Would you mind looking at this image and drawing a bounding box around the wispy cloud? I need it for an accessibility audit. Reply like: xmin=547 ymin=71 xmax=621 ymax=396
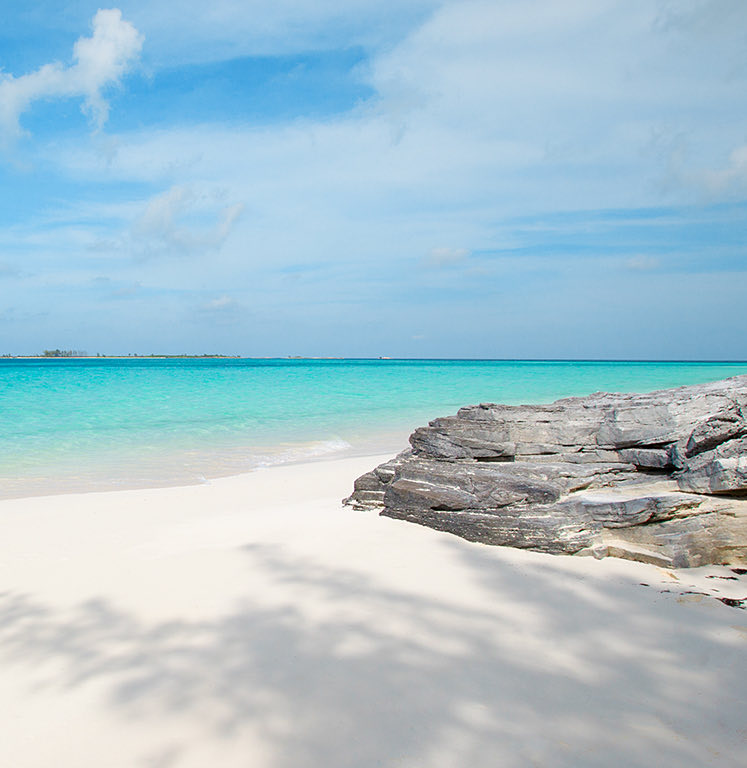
xmin=132 ymin=185 xmax=244 ymax=255
xmin=92 ymin=276 xmax=142 ymax=298
xmin=625 ymin=255 xmax=660 ymax=271
xmin=701 ymin=145 xmax=747 ymax=195
xmin=0 ymin=9 xmax=142 ymax=140
xmin=120 ymin=0 xmax=441 ymax=65
xmin=201 ymin=295 xmax=237 ymax=312
xmin=656 ymin=140 xmax=747 ymax=200
xmin=423 ymin=247 xmax=470 ymax=267
xmin=195 ymin=294 xmax=243 ymax=325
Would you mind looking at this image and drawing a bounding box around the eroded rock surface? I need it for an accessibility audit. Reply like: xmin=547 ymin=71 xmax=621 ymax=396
xmin=345 ymin=375 xmax=747 ymax=567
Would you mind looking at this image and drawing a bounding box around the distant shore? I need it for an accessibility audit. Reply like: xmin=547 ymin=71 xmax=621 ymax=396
xmin=2 ymin=355 xmax=365 ymax=360
xmin=4 ymin=355 xmax=747 ymax=362
xmin=3 ymin=354 xmax=243 ymax=359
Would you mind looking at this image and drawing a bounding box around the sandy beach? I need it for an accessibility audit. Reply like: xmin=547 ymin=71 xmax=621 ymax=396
xmin=4 ymin=0 xmax=746 ymax=763
xmin=1 ymin=453 xmax=745 ymax=768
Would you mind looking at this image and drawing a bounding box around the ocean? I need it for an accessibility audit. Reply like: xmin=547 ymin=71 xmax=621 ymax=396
xmin=2 ymin=358 xmax=746 ymax=498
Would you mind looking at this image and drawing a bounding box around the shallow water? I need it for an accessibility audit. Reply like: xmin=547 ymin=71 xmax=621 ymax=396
xmin=2 ymin=358 xmax=746 ymax=497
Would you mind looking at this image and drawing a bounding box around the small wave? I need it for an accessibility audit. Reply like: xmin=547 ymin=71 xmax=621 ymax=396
xmin=249 ymin=437 xmax=353 ymax=469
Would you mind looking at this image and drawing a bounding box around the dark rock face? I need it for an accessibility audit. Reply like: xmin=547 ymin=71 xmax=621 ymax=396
xmin=345 ymin=375 xmax=747 ymax=568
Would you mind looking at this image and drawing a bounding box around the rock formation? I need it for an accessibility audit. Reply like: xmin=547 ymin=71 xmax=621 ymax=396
xmin=344 ymin=375 xmax=747 ymax=568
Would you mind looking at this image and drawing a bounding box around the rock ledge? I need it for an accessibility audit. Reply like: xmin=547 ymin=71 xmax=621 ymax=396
xmin=344 ymin=375 xmax=747 ymax=567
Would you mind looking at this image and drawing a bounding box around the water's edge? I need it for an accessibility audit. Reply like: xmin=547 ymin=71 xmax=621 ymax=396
xmin=3 ymin=359 xmax=746 ymax=500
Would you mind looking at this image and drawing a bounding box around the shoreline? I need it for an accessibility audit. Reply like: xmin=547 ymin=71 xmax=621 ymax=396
xmin=5 ymin=359 xmax=747 ymax=505
xmin=0 ymin=434 xmax=411 ymax=502
xmin=0 ymin=445 xmax=403 ymax=502
xmin=1 ymin=453 xmax=746 ymax=767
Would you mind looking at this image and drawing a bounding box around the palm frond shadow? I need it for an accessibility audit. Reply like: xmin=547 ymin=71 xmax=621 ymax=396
xmin=1 ymin=539 xmax=744 ymax=768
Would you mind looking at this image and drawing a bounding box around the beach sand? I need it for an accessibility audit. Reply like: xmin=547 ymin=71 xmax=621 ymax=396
xmin=0 ymin=454 xmax=745 ymax=768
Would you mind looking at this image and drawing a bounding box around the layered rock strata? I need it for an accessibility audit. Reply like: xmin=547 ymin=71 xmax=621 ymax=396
xmin=345 ymin=375 xmax=747 ymax=567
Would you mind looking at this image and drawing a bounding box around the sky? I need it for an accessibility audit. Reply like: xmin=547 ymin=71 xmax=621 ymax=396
xmin=0 ymin=0 xmax=745 ymax=359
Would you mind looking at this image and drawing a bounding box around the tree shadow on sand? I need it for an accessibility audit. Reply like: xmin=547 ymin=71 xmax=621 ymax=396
xmin=1 ymin=539 xmax=745 ymax=768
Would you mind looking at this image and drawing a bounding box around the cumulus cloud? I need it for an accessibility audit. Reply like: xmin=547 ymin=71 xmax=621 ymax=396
xmin=133 ymin=185 xmax=245 ymax=254
xmin=0 ymin=9 xmax=142 ymax=139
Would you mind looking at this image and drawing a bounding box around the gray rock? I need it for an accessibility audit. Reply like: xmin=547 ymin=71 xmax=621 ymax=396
xmin=618 ymin=448 xmax=672 ymax=470
xmin=685 ymin=402 xmax=746 ymax=457
xmin=676 ymin=437 xmax=747 ymax=494
xmin=344 ymin=375 xmax=747 ymax=567
xmin=346 ymin=451 xmax=410 ymax=510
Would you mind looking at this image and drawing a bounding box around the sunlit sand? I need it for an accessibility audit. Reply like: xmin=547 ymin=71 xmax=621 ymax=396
xmin=1 ymin=454 xmax=745 ymax=768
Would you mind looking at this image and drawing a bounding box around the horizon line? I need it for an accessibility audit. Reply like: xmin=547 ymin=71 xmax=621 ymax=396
xmin=4 ymin=356 xmax=747 ymax=364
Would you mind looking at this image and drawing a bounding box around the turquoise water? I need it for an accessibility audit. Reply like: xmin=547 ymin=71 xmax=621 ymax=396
xmin=2 ymin=358 xmax=746 ymax=498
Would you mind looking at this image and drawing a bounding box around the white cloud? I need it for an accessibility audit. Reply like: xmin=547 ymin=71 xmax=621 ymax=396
xmin=657 ymin=140 xmax=747 ymax=199
xmin=0 ymin=9 xmax=142 ymax=139
xmin=21 ymin=0 xmax=747 ymax=284
xmin=701 ymin=145 xmax=747 ymax=195
xmin=49 ymin=0 xmax=745 ymax=219
xmin=197 ymin=295 xmax=243 ymax=325
xmin=202 ymin=295 xmax=236 ymax=311
xmin=123 ymin=0 xmax=442 ymax=64
xmin=133 ymin=185 xmax=245 ymax=254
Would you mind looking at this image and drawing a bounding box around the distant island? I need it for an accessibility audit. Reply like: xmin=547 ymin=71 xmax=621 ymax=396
xmin=2 ymin=353 xmax=393 ymax=360
xmin=1 ymin=351 xmax=243 ymax=359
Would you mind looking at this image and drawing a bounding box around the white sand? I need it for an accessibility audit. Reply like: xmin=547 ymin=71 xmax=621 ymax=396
xmin=0 ymin=454 xmax=745 ymax=768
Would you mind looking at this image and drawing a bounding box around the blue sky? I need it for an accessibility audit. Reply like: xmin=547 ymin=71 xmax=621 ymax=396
xmin=1 ymin=0 xmax=746 ymax=358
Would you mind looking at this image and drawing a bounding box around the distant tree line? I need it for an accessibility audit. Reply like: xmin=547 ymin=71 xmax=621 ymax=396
xmin=42 ymin=349 xmax=87 ymax=357
xmin=5 ymin=351 xmax=242 ymax=358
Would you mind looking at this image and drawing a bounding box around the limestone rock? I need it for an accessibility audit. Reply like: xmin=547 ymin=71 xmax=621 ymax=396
xmin=344 ymin=375 xmax=747 ymax=567
xmin=676 ymin=437 xmax=747 ymax=494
